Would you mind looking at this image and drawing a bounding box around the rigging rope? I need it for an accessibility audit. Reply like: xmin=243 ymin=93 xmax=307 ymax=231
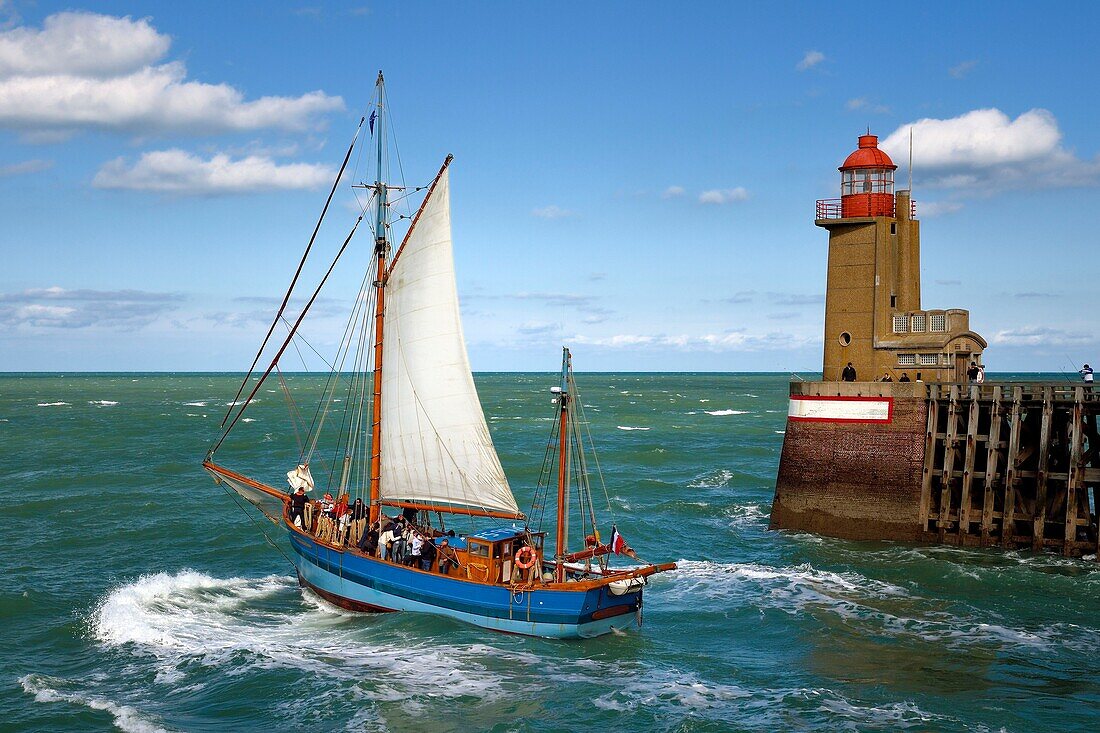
xmin=218 ymin=117 xmax=365 ymax=432
xmin=218 ymin=483 xmax=297 ymax=572
xmin=212 ymin=216 xmax=364 ymax=455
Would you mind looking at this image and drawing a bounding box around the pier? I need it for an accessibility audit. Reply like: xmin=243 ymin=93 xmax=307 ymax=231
xmin=771 ymin=381 xmax=1100 ymax=558
xmin=921 ymin=382 xmax=1099 ymax=556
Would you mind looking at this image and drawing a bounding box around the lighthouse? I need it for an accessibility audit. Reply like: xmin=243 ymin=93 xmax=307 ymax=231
xmin=816 ymin=133 xmax=985 ymax=382
xmin=771 ymin=131 xmax=1099 ymax=559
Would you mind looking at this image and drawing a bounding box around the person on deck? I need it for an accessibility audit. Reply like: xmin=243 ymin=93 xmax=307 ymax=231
xmin=347 ymin=498 xmax=368 ymax=544
xmin=378 ymin=524 xmax=397 ymax=560
xmin=1082 ymin=364 xmax=1095 ymax=383
xmin=358 ymin=520 xmax=380 ymax=556
xmin=391 ymin=521 xmax=409 ymax=564
xmin=419 ymin=535 xmax=437 ymax=571
xmin=289 ymin=487 xmax=308 ymax=528
xmin=880 ymin=372 xmax=893 ymax=382
xmin=899 ymin=373 xmax=911 ymax=382
xmin=407 ymin=531 xmax=424 ymax=568
xmin=841 ymin=363 xmax=857 ymax=382
xmin=437 ymin=539 xmax=459 ymax=575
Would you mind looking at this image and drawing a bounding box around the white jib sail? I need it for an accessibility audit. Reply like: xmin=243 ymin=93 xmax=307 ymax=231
xmin=379 ymin=168 xmax=521 ymax=516
xmin=286 ymin=464 xmax=315 ymax=492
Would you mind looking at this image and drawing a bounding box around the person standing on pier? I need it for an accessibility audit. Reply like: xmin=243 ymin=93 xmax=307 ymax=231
xmin=1082 ymin=364 xmax=1094 ymax=383
xmin=967 ymin=361 xmax=980 ymax=383
xmin=841 ymin=362 xmax=857 ymax=382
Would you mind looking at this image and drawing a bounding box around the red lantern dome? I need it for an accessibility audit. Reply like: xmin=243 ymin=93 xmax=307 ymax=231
xmin=839 ymin=134 xmax=897 ymax=217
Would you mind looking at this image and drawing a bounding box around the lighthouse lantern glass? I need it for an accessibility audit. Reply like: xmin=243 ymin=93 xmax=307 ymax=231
xmin=842 ymin=168 xmax=894 ymax=196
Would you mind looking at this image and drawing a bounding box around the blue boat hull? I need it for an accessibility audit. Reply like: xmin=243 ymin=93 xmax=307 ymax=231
xmin=288 ymin=530 xmax=642 ymax=638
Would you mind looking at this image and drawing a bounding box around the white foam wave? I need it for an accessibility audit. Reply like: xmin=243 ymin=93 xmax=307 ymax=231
xmin=37 ymin=401 xmax=70 ymax=406
xmin=704 ymin=409 xmax=750 ymax=416
xmin=89 ymin=400 xmax=119 ymax=406
xmin=92 ymin=571 xmax=512 ymax=702
xmin=588 ymin=665 xmax=943 ymax=729
xmin=688 ymin=469 xmax=734 ymax=489
xmin=182 ymin=401 xmax=207 ymax=407
xmin=241 ymin=418 xmax=256 ymax=423
xmin=669 ymin=560 xmax=1100 ymax=654
xmin=725 ymin=504 xmax=769 ymax=528
xmin=21 ymin=674 xmax=172 ymax=733
xmin=225 ymin=399 xmax=256 ymax=406
xmin=616 ymin=425 xmax=650 ymax=431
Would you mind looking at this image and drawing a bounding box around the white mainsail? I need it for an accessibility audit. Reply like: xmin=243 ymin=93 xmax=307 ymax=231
xmin=378 ymin=168 xmax=521 ymax=516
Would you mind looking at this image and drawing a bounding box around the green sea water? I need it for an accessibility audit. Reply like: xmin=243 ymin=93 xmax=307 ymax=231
xmin=2 ymin=372 xmax=1098 ymax=732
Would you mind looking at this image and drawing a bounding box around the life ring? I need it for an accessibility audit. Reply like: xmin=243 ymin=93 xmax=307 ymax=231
xmin=515 ymin=546 xmax=537 ymax=570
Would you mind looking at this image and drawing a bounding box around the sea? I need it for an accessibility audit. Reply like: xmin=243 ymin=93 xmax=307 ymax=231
xmin=2 ymin=372 xmax=1098 ymax=733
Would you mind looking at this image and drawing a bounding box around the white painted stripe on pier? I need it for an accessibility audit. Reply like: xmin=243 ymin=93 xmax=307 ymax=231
xmin=788 ymin=395 xmax=893 ymax=423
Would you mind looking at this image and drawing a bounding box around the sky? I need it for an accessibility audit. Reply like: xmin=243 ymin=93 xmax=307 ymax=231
xmin=0 ymin=1 xmax=1098 ymax=373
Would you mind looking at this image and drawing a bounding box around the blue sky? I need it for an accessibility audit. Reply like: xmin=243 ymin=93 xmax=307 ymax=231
xmin=0 ymin=1 xmax=1097 ymax=372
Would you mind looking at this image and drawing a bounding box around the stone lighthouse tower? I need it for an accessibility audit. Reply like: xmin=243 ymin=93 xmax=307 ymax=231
xmin=817 ymin=133 xmax=985 ymax=382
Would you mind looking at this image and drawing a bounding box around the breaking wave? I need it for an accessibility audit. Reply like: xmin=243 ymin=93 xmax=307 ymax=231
xmin=704 ymin=409 xmax=750 ymax=416
xmin=616 ymin=426 xmax=650 ymax=431
xmin=90 ymin=571 xmax=519 ymax=702
xmin=21 ymin=673 xmax=172 ymax=733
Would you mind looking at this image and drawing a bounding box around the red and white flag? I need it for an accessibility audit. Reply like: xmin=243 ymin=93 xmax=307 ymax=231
xmin=609 ymin=526 xmax=638 ymax=558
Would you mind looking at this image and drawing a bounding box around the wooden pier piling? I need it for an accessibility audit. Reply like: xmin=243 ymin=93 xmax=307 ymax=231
xmin=771 ymin=381 xmax=1100 ymax=558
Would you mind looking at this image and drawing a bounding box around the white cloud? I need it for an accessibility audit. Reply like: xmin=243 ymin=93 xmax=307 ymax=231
xmin=571 ymin=330 xmax=815 ymax=352
xmin=917 ymin=200 xmax=964 ymax=217
xmin=846 ymin=97 xmax=890 ymax=114
xmin=531 ymin=205 xmax=574 ymax=219
xmin=0 ymin=11 xmax=342 ymax=136
xmin=990 ymin=326 xmax=1093 ymax=347
xmin=0 ymin=11 xmax=169 ymax=78
xmin=699 ymin=187 xmax=749 ymax=204
xmin=0 ymin=158 xmax=51 ymax=176
xmin=796 ymin=50 xmax=825 ymax=71
xmin=661 ymin=185 xmax=685 ymax=198
xmin=0 ymin=286 xmax=183 ymax=329
xmin=93 ymin=150 xmax=335 ymax=195
xmin=881 ymin=108 xmax=1100 ymax=191
xmin=949 ymin=60 xmax=978 ymax=79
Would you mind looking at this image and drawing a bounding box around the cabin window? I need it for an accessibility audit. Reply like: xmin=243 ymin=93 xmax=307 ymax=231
xmin=890 ymin=222 xmax=897 ymax=235
xmin=898 ymin=353 xmax=917 ymax=366
xmin=930 ymin=314 xmax=946 ymax=332
xmin=893 ymin=315 xmax=908 ymax=333
xmin=911 ymin=314 xmax=926 ymax=332
xmin=468 ymin=541 xmax=489 ymax=558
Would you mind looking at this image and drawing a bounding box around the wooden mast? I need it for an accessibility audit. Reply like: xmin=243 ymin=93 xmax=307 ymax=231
xmin=555 ymin=347 xmax=571 ymax=582
xmin=368 ymin=70 xmax=387 ymax=526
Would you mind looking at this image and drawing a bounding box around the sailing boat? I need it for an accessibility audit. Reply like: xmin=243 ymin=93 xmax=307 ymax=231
xmin=202 ymin=73 xmax=674 ymax=638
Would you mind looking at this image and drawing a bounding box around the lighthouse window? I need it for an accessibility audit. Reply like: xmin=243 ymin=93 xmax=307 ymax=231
xmin=911 ymin=314 xmax=927 ymax=332
xmin=838 ymin=331 xmax=852 ymax=346
xmin=929 ymin=314 xmax=947 ymax=332
xmin=893 ymin=315 xmax=908 ymax=333
xmin=898 ymin=354 xmax=917 ymax=366
xmin=919 ymin=353 xmax=939 ymax=366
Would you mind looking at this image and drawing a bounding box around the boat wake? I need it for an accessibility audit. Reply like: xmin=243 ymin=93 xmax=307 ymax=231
xmin=20 ymin=673 xmax=173 ymax=733
xmin=91 ymin=570 xmax=518 ymax=699
xmin=666 ymin=560 xmax=1100 ymax=654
